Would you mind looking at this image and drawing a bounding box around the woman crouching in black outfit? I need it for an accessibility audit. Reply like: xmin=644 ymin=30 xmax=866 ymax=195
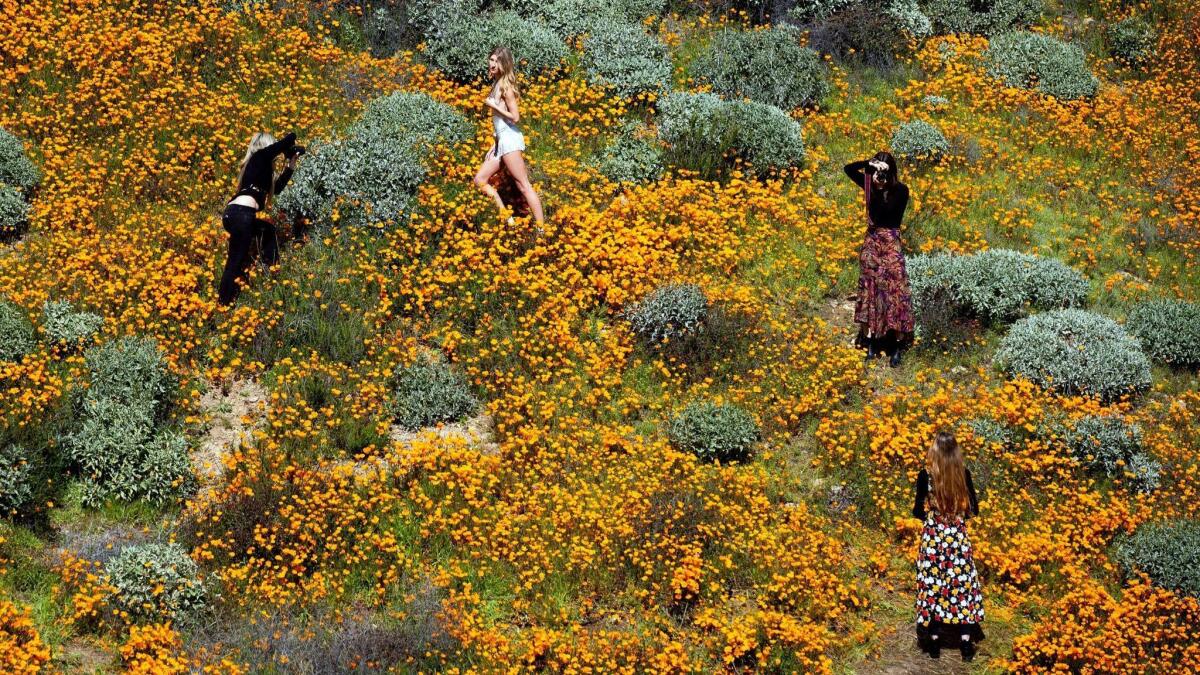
xmin=218 ymin=131 xmax=302 ymax=306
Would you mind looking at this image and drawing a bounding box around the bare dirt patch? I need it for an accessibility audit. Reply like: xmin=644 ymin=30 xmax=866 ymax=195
xmin=194 ymin=379 xmax=268 ymax=482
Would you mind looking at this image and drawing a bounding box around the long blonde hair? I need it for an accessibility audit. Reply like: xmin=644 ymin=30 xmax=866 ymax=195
xmin=926 ymin=431 xmax=970 ymax=517
xmin=237 ymin=132 xmax=277 ymax=195
xmin=490 ymin=46 xmax=519 ymax=101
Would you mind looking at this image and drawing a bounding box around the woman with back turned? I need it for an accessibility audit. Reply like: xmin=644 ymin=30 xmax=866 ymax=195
xmin=912 ymin=431 xmax=985 ymax=661
xmin=844 ymin=152 xmax=914 ymax=367
xmin=218 ymin=131 xmax=302 ymax=305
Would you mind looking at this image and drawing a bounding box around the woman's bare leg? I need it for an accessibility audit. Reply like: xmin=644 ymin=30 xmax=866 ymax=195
xmin=501 ymin=150 xmax=545 ymax=225
xmin=473 ymin=152 xmax=508 ymax=214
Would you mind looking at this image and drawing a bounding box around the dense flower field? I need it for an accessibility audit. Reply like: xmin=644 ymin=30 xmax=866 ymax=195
xmin=1 ymin=0 xmax=1198 ymax=672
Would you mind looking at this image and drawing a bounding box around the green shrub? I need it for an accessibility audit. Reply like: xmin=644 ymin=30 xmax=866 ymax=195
xmin=390 ymin=354 xmax=478 ymax=431
xmin=1125 ymin=452 xmax=1162 ymax=495
xmin=1125 ymin=300 xmax=1200 ymax=369
xmin=923 ymin=94 xmax=950 ymax=110
xmin=668 ymin=401 xmax=760 ymax=463
xmin=0 ymin=299 xmax=35 ymax=362
xmin=421 ymin=9 xmax=567 ymax=82
xmin=1115 ymin=519 xmax=1200 ymax=597
xmin=0 ymin=184 xmax=30 ymax=238
xmin=967 ymin=417 xmax=1016 ymax=448
xmin=985 ymin=31 xmax=1099 ymax=101
xmin=509 ymin=0 xmax=665 ymax=38
xmin=797 ymin=2 xmax=911 ymax=69
xmin=887 ymin=0 xmax=934 ymax=38
xmin=42 ymin=300 xmax=104 ymax=350
xmin=579 ymin=22 xmax=672 ymax=99
xmin=921 ymin=0 xmax=1043 ymax=35
xmin=105 ymin=543 xmax=206 ymax=623
xmin=65 ymin=337 xmax=193 ymax=507
xmin=890 ymin=119 xmax=949 ymax=161
xmin=787 ymin=0 xmax=860 ymax=23
xmin=626 ymin=282 xmax=708 ymax=345
xmin=1064 ymin=415 xmax=1142 ymax=477
xmin=275 ymin=133 xmax=426 ymax=229
xmin=591 ymin=121 xmax=665 ymax=184
xmin=351 ymin=91 xmax=473 ymax=150
xmin=1107 ymin=16 xmax=1156 ymax=68
xmin=993 ymin=309 xmax=1152 ymax=401
xmin=0 ymin=444 xmax=33 ymax=516
xmin=908 ymin=250 xmax=1089 ymax=325
xmin=657 ymin=92 xmax=806 ymax=178
xmin=690 ymin=25 xmax=830 ymax=110
xmin=0 ymin=127 xmax=39 ymax=191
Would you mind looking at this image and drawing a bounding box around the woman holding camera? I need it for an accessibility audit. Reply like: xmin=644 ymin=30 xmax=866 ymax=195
xmin=912 ymin=431 xmax=984 ymax=661
xmin=218 ymin=131 xmax=301 ymax=306
xmin=844 ymin=151 xmax=914 ymax=367
xmin=472 ymin=46 xmax=545 ymax=229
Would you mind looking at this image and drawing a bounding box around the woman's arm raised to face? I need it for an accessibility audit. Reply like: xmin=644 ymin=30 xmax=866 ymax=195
xmin=844 ymin=160 xmax=868 ymax=188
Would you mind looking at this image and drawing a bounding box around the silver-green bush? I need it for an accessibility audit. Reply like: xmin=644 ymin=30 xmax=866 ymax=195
xmin=668 ymin=401 xmax=760 ymax=463
xmin=0 ymin=127 xmax=39 ymax=191
xmin=390 ymin=354 xmax=478 ymax=431
xmin=921 ymin=0 xmax=1043 ymax=35
xmin=923 ymin=94 xmax=950 ymax=110
xmin=105 ymin=543 xmax=207 ymax=623
xmin=890 ymin=119 xmax=949 ymax=161
xmin=626 ymin=282 xmax=708 ymax=345
xmin=591 ymin=121 xmax=665 ymax=184
xmin=275 ymin=133 xmax=426 ymax=229
xmin=1125 ymin=300 xmax=1200 ymax=369
xmin=908 ymin=249 xmax=1089 ymax=325
xmin=509 ymin=0 xmax=665 ymax=38
xmin=993 ymin=309 xmax=1152 ymax=401
xmin=0 ymin=184 xmax=30 ymax=238
xmin=0 ymin=299 xmax=35 ymax=362
xmin=421 ymin=9 xmax=567 ymax=82
xmin=1108 ymin=16 xmax=1156 ymax=68
xmin=0 ymin=444 xmax=33 ymax=516
xmin=42 ymin=300 xmax=104 ymax=350
xmin=985 ymin=31 xmax=1099 ymax=101
xmin=1115 ymin=519 xmax=1200 ymax=597
xmin=351 ymin=91 xmax=473 ymax=150
xmin=65 ymin=337 xmax=194 ymax=507
xmin=1065 ymin=414 xmax=1141 ymax=476
xmin=690 ymin=25 xmax=829 ymax=111
xmin=1125 ymin=452 xmax=1162 ymax=495
xmin=579 ymin=21 xmax=672 ymax=99
xmin=657 ymin=92 xmax=806 ymax=178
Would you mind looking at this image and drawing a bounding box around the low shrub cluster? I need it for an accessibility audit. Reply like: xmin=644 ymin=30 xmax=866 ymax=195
xmin=0 ymin=299 xmax=35 ymax=362
xmin=0 ymin=127 xmax=37 ymax=238
xmin=0 ymin=444 xmax=33 ymax=516
xmin=390 ymin=354 xmax=478 ymax=431
xmin=890 ymin=119 xmax=949 ymax=161
xmin=420 ymin=9 xmax=567 ymax=82
xmin=690 ymin=25 xmax=829 ymax=110
xmin=985 ymin=31 xmax=1099 ymax=101
xmin=591 ymin=121 xmax=665 ymax=184
xmin=579 ymin=21 xmax=672 ymax=99
xmin=1115 ymin=519 xmax=1200 ymax=598
xmin=63 ymin=337 xmax=195 ymax=506
xmin=1107 ymin=16 xmax=1156 ymax=69
xmin=41 ymin=300 xmax=104 ymax=350
xmin=509 ymin=0 xmax=666 ymax=38
xmin=993 ymin=309 xmax=1152 ymax=401
xmin=105 ymin=543 xmax=207 ymax=624
xmin=1064 ymin=415 xmax=1159 ymax=493
xmin=908 ymin=249 xmax=1089 ymax=325
xmin=1125 ymin=299 xmax=1200 ymax=368
xmin=668 ymin=401 xmax=760 ymax=463
xmin=625 ymin=282 xmax=708 ymax=345
xmin=351 ymin=92 xmax=473 ymax=151
xmin=793 ymin=1 xmax=908 ymax=69
xmin=658 ymin=92 xmax=806 ymax=178
xmin=921 ymin=0 xmax=1043 ymax=36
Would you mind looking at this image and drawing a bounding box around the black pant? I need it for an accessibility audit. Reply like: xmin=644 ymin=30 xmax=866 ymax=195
xmin=218 ymin=204 xmax=278 ymax=305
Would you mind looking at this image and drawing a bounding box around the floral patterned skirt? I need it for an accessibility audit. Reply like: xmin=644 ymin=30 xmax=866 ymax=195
xmin=915 ymin=512 xmax=985 ymax=652
xmin=854 ymin=227 xmax=915 ymax=340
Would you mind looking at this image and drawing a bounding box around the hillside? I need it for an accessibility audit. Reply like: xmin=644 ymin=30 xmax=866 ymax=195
xmin=1 ymin=0 xmax=1199 ymax=672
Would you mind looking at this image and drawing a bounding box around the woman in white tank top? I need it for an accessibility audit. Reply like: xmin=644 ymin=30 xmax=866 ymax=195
xmin=471 ymin=46 xmax=546 ymax=229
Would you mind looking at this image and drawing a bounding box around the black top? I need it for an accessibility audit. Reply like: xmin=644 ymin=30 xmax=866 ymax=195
xmin=912 ymin=468 xmax=979 ymax=521
xmin=233 ymin=132 xmax=296 ymax=207
xmin=844 ymin=160 xmax=909 ymax=229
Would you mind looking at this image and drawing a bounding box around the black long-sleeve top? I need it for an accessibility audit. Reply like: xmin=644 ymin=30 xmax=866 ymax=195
xmin=912 ymin=468 xmax=979 ymax=520
xmin=844 ymin=160 xmax=909 ymax=229
xmin=233 ymin=132 xmax=297 ymax=207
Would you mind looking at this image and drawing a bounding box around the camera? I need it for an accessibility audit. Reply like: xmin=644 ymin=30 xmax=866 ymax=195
xmin=285 ymin=145 xmax=306 ymax=159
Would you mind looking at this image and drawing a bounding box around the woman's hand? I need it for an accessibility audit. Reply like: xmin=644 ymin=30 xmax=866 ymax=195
xmin=287 ymin=154 xmax=299 ymax=169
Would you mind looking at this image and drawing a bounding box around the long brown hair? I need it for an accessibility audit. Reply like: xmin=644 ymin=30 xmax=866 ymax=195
xmin=926 ymin=431 xmax=970 ymax=517
xmin=490 ymin=46 xmax=519 ymax=101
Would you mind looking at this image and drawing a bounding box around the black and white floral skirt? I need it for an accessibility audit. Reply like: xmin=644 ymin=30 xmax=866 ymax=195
xmin=915 ymin=512 xmax=985 ymax=653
